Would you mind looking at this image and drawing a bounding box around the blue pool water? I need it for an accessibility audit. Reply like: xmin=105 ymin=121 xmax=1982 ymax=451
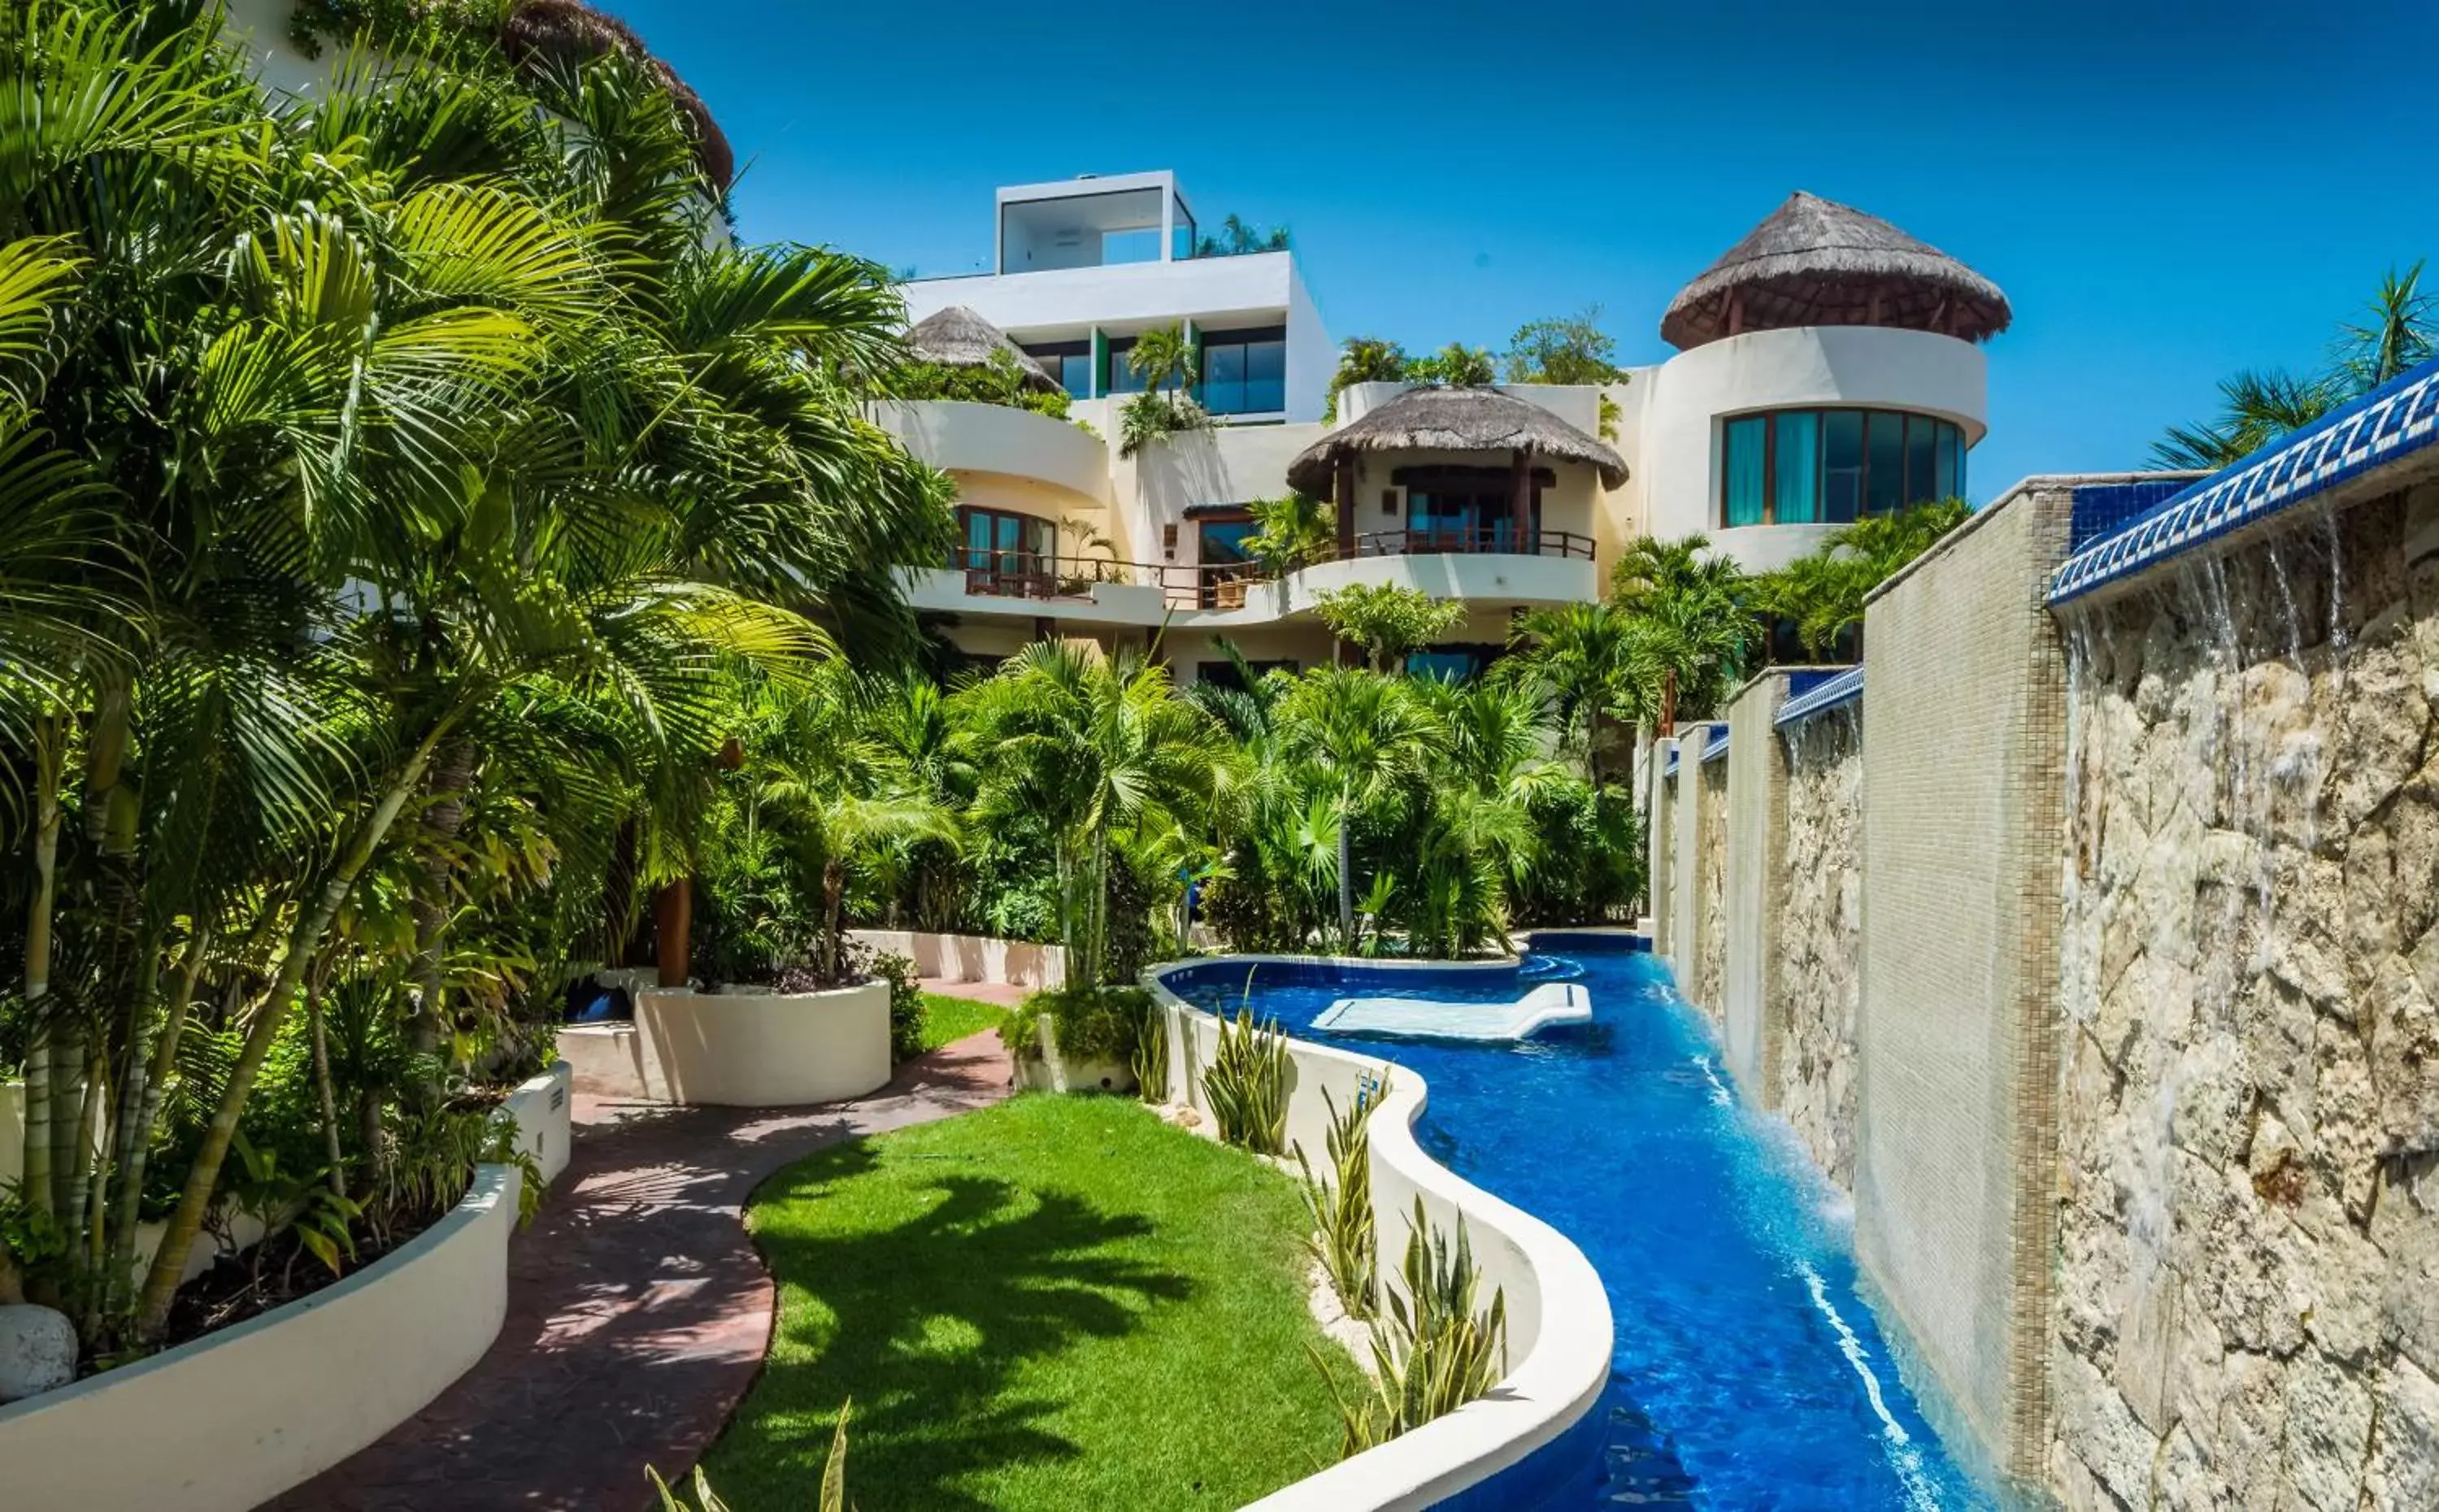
xmin=1163 ymin=938 xmax=1993 ymax=1511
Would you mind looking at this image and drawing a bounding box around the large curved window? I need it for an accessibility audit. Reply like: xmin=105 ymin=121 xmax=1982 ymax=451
xmin=1720 ymin=408 xmax=1964 ymax=528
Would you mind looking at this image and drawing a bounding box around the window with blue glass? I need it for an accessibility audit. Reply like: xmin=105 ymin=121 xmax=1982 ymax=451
xmin=1198 ymin=325 xmax=1286 ymax=415
xmin=1719 ymin=408 xmax=1965 ymax=526
xmin=1404 ymin=644 xmax=1503 ymax=682
xmin=1102 ymin=336 xmax=1146 ymax=396
xmin=1020 ymin=341 xmax=1092 ymax=398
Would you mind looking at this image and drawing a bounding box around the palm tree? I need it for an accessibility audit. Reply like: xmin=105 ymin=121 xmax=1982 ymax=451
xmin=1127 ymin=323 xmax=1198 ymax=400
xmin=1275 ymin=670 xmax=1436 ymax=947
xmin=965 ymin=641 xmax=1228 ymax=986
xmin=2335 ymin=259 xmax=2435 ymax=392
xmin=1506 ymin=602 xmax=1646 ymax=784
xmin=741 ymin=669 xmax=959 ymax=981
xmin=0 ymin=4 xmax=952 ymax=1349
xmin=2151 ymin=370 xmax=2339 ymax=471
xmin=2154 ymin=263 xmax=2438 ymax=471
xmin=1608 ymin=537 xmax=1754 ymax=732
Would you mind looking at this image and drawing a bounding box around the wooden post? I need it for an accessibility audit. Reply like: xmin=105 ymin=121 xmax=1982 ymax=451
xmin=1335 ymin=458 xmax=1356 ymax=558
xmin=653 ymin=877 xmax=692 ymax=988
xmin=1507 ymin=447 xmax=1531 ymax=551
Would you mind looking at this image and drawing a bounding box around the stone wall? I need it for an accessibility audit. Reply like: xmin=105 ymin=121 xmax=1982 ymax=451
xmin=1777 ymin=709 xmax=1863 ymax=1193
xmin=1693 ymin=754 xmax=1729 ymax=1024
xmin=2047 ymin=479 xmax=2439 ymax=1511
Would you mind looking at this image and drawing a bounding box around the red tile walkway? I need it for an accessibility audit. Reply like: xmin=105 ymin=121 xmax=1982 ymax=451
xmin=268 ymin=1030 xmax=1014 ymax=1512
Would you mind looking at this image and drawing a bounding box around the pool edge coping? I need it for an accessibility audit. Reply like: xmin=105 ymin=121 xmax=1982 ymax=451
xmin=1143 ymin=953 xmax=1615 ymax=1512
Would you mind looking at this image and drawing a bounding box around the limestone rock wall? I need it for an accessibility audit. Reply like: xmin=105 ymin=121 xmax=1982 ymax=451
xmin=1694 ymin=756 xmax=1729 ymax=1024
xmin=1778 ymin=711 xmax=1863 ymax=1193
xmin=2050 ymin=483 xmax=2439 ymax=1511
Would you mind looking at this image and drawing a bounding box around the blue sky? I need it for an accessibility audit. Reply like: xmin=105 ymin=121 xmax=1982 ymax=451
xmin=612 ymin=0 xmax=2437 ymax=500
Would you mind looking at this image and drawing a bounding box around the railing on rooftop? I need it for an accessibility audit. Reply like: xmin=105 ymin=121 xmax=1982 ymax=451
xmin=943 ymin=528 xmax=1592 ymax=611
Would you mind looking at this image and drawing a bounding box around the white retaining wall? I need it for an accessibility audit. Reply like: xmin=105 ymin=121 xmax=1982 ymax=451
xmin=0 ymin=1165 xmax=520 ymax=1508
xmin=0 ymin=1062 xmax=572 ymax=1507
xmin=560 ymin=981 xmax=892 ymax=1106
xmin=849 ymin=928 xmax=1067 ymax=988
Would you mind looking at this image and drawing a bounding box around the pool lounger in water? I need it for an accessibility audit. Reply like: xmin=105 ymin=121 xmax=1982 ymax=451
xmin=1311 ymin=982 xmax=1591 ymax=1042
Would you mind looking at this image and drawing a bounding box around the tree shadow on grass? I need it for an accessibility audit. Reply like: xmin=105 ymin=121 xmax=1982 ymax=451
xmin=714 ymin=1141 xmax=1195 ymax=1512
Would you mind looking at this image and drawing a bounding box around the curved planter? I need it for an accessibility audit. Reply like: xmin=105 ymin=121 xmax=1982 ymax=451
xmin=565 ymin=981 xmax=891 ymax=1107
xmin=0 ymin=1164 xmax=521 ymax=1510
xmin=1144 ymin=956 xmax=1613 ymax=1512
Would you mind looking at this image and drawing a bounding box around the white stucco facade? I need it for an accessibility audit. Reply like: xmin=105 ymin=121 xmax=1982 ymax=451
xmin=884 ymin=174 xmax=2006 ymax=678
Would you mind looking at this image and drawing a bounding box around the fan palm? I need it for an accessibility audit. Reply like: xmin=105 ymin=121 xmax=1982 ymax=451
xmin=2150 ymin=369 xmax=2339 ymax=471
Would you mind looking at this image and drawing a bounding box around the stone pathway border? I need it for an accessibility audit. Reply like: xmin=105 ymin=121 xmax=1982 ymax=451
xmin=270 ymin=1028 xmax=1013 ymax=1511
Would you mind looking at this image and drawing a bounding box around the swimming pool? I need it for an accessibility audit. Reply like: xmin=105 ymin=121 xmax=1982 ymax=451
xmin=1159 ymin=937 xmax=1993 ymax=1511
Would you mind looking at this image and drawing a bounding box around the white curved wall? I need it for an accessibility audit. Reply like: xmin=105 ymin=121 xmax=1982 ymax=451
xmin=567 ymin=983 xmax=893 ymax=1106
xmin=872 ymin=400 xmax=1111 ymax=506
xmin=1144 ymin=959 xmax=1613 ymax=1511
xmin=1633 ymin=326 xmax=1989 ymax=567
xmin=0 ymin=1165 xmax=520 ymax=1510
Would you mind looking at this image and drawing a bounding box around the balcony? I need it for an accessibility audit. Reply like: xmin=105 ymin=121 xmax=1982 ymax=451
xmin=870 ymin=401 xmax=1109 ymax=504
xmin=913 ymin=529 xmax=1596 ymax=624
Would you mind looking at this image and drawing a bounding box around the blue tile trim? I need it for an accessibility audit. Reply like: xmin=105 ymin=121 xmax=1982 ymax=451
xmin=2050 ymin=354 xmax=2439 ymax=605
xmin=1701 ymin=726 xmax=1729 ymax=763
xmin=1663 ymin=746 xmax=1679 ymax=776
xmin=2069 ymin=479 xmax=2196 ymax=550
xmin=1774 ymin=665 xmax=1863 ymax=728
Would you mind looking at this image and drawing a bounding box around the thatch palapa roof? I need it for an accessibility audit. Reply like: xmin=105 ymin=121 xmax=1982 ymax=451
xmin=1660 ymin=192 xmax=2010 ymax=351
xmin=498 ymin=0 xmax=735 ymax=189
xmin=906 ymin=307 xmax=1063 ymax=393
xmin=1286 ymin=385 xmax=1627 ymax=495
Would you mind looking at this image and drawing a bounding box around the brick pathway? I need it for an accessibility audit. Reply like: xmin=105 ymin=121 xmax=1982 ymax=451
xmin=270 ymin=1031 xmax=1014 ymax=1512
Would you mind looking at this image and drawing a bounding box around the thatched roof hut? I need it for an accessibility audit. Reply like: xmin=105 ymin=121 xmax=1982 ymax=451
xmin=498 ymin=0 xmax=735 ymax=189
xmin=1659 ymin=192 xmax=2010 ymax=351
xmin=1286 ymin=385 xmax=1628 ymax=495
xmin=906 ymin=307 xmax=1063 ymax=393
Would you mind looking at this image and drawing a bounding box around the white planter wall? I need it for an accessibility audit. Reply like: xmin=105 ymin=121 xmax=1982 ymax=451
xmin=562 ymin=982 xmax=892 ymax=1107
xmin=850 ymin=928 xmax=1067 ymax=988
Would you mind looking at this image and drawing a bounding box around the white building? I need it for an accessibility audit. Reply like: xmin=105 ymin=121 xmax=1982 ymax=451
xmin=889 ymin=176 xmax=2008 ymax=684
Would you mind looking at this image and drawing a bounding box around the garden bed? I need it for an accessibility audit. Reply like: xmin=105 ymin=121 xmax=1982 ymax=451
xmin=701 ymin=1093 xmax=1359 ymax=1511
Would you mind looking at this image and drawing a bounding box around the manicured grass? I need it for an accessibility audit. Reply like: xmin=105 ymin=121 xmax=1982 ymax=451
xmin=919 ymin=991 xmax=1008 ymax=1054
xmin=706 ymin=1094 xmax=1358 ymax=1511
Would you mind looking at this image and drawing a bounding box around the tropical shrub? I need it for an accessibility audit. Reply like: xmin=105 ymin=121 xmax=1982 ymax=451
xmin=1241 ymin=491 xmax=1337 ymax=574
xmin=1402 ymin=342 xmax=1497 ymax=387
xmin=1203 ymin=1004 xmax=1289 ymax=1154
xmin=1321 ymin=1200 xmax=1510 ymax=1455
xmin=1313 ymin=585 xmax=1467 ymax=674
xmin=1746 ymin=498 xmax=1972 ymax=660
xmin=1003 ymin=985 xmax=1154 ymax=1068
xmin=897 ymin=348 xmax=1072 ymax=419
xmin=0 ymin=1 xmax=952 ymax=1358
xmin=872 ymin=952 xmax=927 ymax=1063
xmin=1295 ymin=1071 xmax=1388 ymax=1319
xmin=1321 ymin=337 xmax=1410 ymax=424
xmin=1130 ymin=1001 xmax=1170 ymax=1103
xmin=1502 ymin=307 xmax=1627 ymax=385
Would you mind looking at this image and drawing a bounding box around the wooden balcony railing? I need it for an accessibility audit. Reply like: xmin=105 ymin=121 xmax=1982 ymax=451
xmin=942 ymin=528 xmax=1592 ymax=611
xmin=1335 ymin=528 xmax=1595 ymax=562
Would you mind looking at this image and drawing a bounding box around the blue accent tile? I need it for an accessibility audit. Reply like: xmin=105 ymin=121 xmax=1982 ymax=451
xmin=1773 ymin=666 xmax=1863 ymax=728
xmin=2050 ymin=354 xmax=2439 ymax=605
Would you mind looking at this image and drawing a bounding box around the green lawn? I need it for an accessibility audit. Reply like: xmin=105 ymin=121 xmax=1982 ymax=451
xmin=705 ymin=1094 xmax=1357 ymax=1511
xmin=919 ymin=991 xmax=1009 ymax=1054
